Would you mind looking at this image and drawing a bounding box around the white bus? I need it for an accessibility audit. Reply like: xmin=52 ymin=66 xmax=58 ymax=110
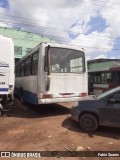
xmin=0 ymin=36 xmax=14 ymax=108
xmin=15 ymin=43 xmax=88 ymax=104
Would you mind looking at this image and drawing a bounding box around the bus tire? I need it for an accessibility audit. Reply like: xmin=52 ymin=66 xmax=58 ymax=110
xmin=79 ymin=113 xmax=98 ymax=132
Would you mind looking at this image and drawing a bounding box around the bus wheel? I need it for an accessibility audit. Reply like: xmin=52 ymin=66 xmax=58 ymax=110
xmin=79 ymin=113 xmax=99 ymax=132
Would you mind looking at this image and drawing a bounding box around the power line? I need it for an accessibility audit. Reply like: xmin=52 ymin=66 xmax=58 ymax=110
xmin=0 ymin=14 xmax=72 ymax=34
xmin=12 ymin=34 xmax=120 ymax=51
xmin=74 ymin=0 xmax=120 ymax=10
xmin=0 ymin=17 xmax=69 ymax=39
xmin=91 ymin=0 xmax=120 ymax=6
xmin=1 ymin=16 xmax=120 ymax=46
xmin=1 ymin=19 xmax=120 ymax=50
xmin=8 ymin=33 xmax=120 ymax=52
xmin=1 ymin=16 xmax=120 ymax=51
xmin=0 ymin=14 xmax=120 ymax=41
xmin=2 ymin=22 xmax=120 ymax=49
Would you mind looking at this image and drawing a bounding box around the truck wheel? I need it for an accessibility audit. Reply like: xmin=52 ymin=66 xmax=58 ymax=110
xmin=79 ymin=113 xmax=99 ymax=132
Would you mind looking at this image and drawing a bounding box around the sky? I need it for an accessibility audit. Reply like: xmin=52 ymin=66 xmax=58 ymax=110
xmin=0 ymin=0 xmax=120 ymax=60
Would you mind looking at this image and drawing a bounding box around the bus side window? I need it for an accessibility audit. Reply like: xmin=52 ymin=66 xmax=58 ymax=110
xmin=20 ymin=61 xmax=25 ymax=77
xmin=28 ymin=57 xmax=32 ymax=75
xmin=32 ymin=52 xmax=38 ymax=75
xmin=18 ymin=64 xmax=20 ymax=77
xmin=25 ymin=58 xmax=29 ymax=76
xmin=15 ymin=66 xmax=17 ymax=77
xmin=15 ymin=64 xmax=20 ymax=77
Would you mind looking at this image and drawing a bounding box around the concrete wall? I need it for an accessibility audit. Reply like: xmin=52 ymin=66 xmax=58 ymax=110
xmin=88 ymin=60 xmax=120 ymax=70
xmin=0 ymin=27 xmax=56 ymax=59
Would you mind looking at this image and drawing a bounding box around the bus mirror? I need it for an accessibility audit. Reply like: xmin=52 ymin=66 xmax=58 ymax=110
xmin=46 ymin=45 xmax=51 ymax=75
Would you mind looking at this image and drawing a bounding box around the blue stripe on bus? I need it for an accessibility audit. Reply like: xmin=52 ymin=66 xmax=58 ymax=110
xmin=0 ymin=88 xmax=8 ymax=91
xmin=14 ymin=87 xmax=38 ymax=105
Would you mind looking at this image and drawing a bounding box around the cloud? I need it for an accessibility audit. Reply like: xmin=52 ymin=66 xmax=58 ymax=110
xmin=0 ymin=5 xmax=10 ymax=27
xmin=95 ymin=54 xmax=107 ymax=59
xmin=0 ymin=0 xmax=120 ymax=59
xmin=70 ymin=28 xmax=115 ymax=56
xmin=100 ymin=0 xmax=120 ymax=35
xmin=6 ymin=0 xmax=97 ymax=43
xmin=0 ymin=5 xmax=6 ymax=14
xmin=69 ymin=0 xmax=120 ymax=58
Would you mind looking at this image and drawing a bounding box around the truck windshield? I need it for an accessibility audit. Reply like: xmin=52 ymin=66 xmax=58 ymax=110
xmin=46 ymin=47 xmax=85 ymax=73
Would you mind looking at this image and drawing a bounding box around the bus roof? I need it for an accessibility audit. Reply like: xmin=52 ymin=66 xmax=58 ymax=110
xmin=16 ymin=42 xmax=85 ymax=65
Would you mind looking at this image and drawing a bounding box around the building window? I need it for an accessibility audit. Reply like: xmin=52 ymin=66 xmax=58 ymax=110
xmin=14 ymin=46 xmax=22 ymax=55
xmin=26 ymin=48 xmax=32 ymax=54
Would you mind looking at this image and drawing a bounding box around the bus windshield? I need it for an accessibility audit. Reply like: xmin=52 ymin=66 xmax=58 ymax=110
xmin=46 ymin=47 xmax=85 ymax=73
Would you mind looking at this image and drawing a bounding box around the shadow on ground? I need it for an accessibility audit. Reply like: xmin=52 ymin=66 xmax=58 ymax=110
xmin=5 ymin=98 xmax=70 ymax=119
xmin=62 ymin=117 xmax=120 ymax=140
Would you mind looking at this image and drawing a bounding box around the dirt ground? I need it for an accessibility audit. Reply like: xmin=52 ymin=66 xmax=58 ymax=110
xmin=0 ymin=98 xmax=120 ymax=160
